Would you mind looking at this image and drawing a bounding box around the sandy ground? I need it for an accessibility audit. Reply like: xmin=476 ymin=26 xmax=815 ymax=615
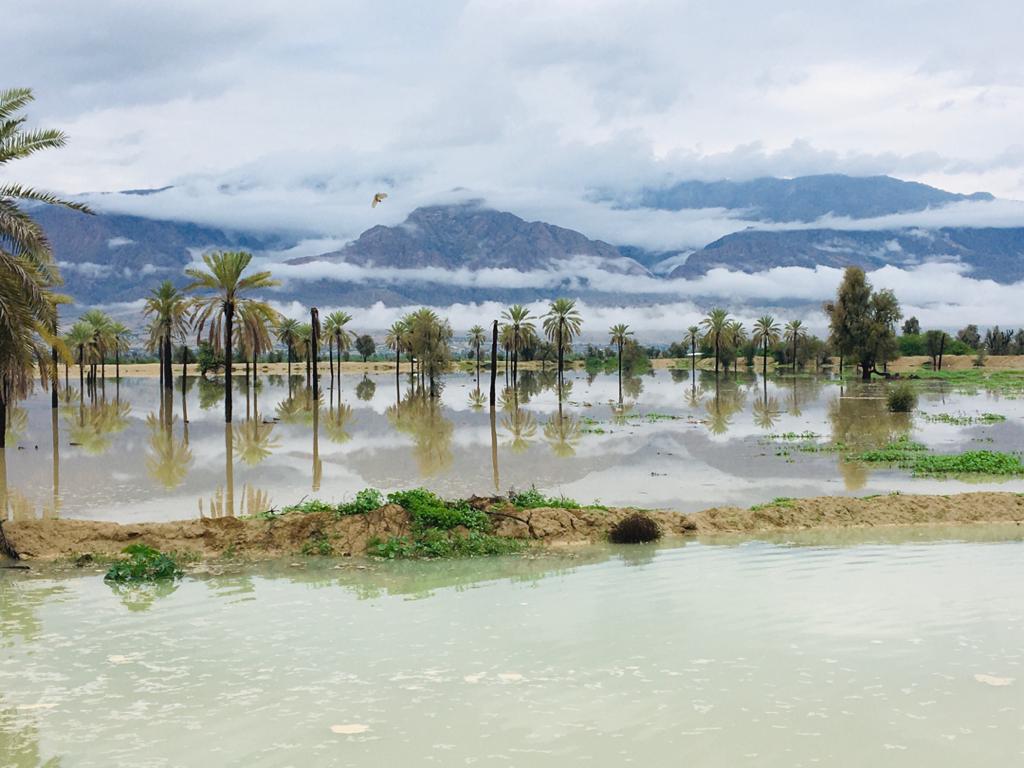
xmin=887 ymin=354 xmax=1024 ymax=372
xmin=4 ymin=492 xmax=1021 ymax=562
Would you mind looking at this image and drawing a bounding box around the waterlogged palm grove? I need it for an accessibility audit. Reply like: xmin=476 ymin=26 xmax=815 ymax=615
xmin=3 ymin=87 xmax=1024 ymax=766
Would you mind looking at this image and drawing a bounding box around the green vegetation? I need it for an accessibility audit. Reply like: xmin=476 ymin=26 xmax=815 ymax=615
xmin=911 ymin=369 xmax=1024 ymax=395
xmin=301 ymin=533 xmax=333 ymax=556
xmin=750 ymin=497 xmax=797 ymax=511
xmin=104 ymin=544 xmax=184 ymax=582
xmin=269 ymin=488 xmax=386 ymax=519
xmin=508 ymin=486 xmax=581 ymax=509
xmin=886 ymin=382 xmax=917 ymax=412
xmin=853 ymin=439 xmax=1024 ymax=477
xmin=922 ymin=412 xmax=1006 ymax=426
xmin=826 ymin=266 xmax=901 ymax=380
xmin=369 ymin=488 xmax=527 ymax=559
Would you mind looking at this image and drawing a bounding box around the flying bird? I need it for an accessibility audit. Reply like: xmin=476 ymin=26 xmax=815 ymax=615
xmin=371 ymin=192 xmax=388 ymax=208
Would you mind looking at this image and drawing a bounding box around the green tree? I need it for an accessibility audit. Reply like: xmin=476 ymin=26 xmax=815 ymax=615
xmin=355 ymin=333 xmax=375 ymax=362
xmin=608 ymin=323 xmax=633 ymax=404
xmin=501 ymin=304 xmax=534 ymax=387
xmin=385 ymin=319 xmax=408 ymax=392
xmin=924 ymin=329 xmax=948 ymax=370
xmin=902 ymin=316 xmax=920 ymax=335
xmin=752 ymin=315 xmax=781 ymax=377
xmin=186 ymin=251 xmax=279 ymax=422
xmin=276 ymin=317 xmax=301 ymax=382
xmin=826 ymin=267 xmax=902 ymax=380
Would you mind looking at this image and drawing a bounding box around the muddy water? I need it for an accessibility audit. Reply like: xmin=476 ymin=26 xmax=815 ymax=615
xmin=4 ymin=370 xmax=1024 ymax=523
xmin=2 ymin=528 xmax=1022 ymax=766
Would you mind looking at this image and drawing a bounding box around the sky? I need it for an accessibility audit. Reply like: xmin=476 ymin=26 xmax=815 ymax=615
xmin=10 ymin=0 xmax=1024 ymax=244
xmin=10 ymin=0 xmax=1024 ymax=333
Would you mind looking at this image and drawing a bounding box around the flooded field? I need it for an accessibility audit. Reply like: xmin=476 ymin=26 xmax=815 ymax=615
xmin=4 ymin=369 xmax=1024 ymax=524
xmin=2 ymin=528 xmax=1022 ymax=766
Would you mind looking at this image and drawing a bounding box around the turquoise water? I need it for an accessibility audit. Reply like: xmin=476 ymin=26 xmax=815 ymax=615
xmin=2 ymin=528 xmax=1022 ymax=766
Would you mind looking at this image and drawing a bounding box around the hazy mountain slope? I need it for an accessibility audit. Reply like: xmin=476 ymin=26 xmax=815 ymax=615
xmin=291 ymin=202 xmax=650 ymax=275
xmin=625 ymin=174 xmax=993 ymax=222
xmin=671 ymin=227 xmax=1024 ymax=281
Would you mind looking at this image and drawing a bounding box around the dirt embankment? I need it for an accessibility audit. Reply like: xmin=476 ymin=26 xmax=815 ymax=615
xmin=3 ymin=492 xmax=1023 ymax=562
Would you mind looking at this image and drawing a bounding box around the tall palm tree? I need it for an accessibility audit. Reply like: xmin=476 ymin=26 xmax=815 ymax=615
xmin=685 ymin=325 xmax=701 ymax=367
xmin=608 ymin=323 xmax=633 ymax=404
xmin=784 ymin=319 xmax=807 ymax=372
xmin=752 ymin=315 xmax=781 ymax=378
xmin=467 ymin=324 xmax=486 ymax=386
xmin=109 ymin=322 xmax=132 ymax=381
xmin=79 ymin=309 xmax=114 ymax=387
xmin=700 ymin=308 xmax=730 ymax=374
xmin=726 ymin=320 xmax=747 ymax=374
xmin=186 ymin=251 xmax=279 ymax=422
xmin=65 ymin=321 xmax=94 ymax=400
xmin=295 ymin=323 xmax=313 ymax=386
xmin=542 ymin=298 xmax=583 ymax=390
xmin=143 ymin=281 xmax=190 ymax=391
xmin=324 ymin=311 xmax=353 ymax=387
xmin=0 ymin=87 xmax=88 ymax=465
xmin=385 ymin=319 xmax=407 ymax=393
xmin=275 ymin=317 xmax=301 ymax=383
xmin=501 ymin=305 xmax=534 ymax=387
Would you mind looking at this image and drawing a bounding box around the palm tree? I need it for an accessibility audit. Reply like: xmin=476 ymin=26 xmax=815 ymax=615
xmin=685 ymin=325 xmax=701 ymax=367
xmin=542 ymin=298 xmax=583 ymax=390
xmin=65 ymin=321 xmax=94 ymax=401
xmin=143 ymin=281 xmax=190 ymax=391
xmin=79 ymin=309 xmax=115 ymax=387
xmin=186 ymin=251 xmax=279 ymax=422
xmin=109 ymin=322 xmax=132 ymax=381
xmin=275 ymin=317 xmax=301 ymax=384
xmin=385 ymin=319 xmax=407 ymax=393
xmin=0 ymin=88 xmax=89 ymax=466
xmin=752 ymin=315 xmax=781 ymax=378
xmin=324 ymin=311 xmax=353 ymax=388
xmin=608 ymin=323 xmax=633 ymax=404
xmin=295 ymin=323 xmax=313 ymax=386
xmin=700 ymin=308 xmax=730 ymax=374
xmin=726 ymin=320 xmax=747 ymax=374
xmin=467 ymin=324 xmax=486 ymax=385
xmin=784 ymin=319 xmax=807 ymax=372
xmin=501 ymin=305 xmax=534 ymax=387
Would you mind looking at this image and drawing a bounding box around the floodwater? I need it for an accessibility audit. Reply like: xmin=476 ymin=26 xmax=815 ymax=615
xmin=4 ymin=368 xmax=1024 ymax=523
xmin=2 ymin=529 xmax=1022 ymax=766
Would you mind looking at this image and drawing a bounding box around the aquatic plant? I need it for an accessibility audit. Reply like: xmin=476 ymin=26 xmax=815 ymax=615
xmin=609 ymin=513 xmax=662 ymax=544
xmin=104 ymin=544 xmax=183 ymax=583
xmin=854 ymin=442 xmax=1024 ymax=477
xmin=921 ymin=412 xmax=1006 ymax=426
xmin=886 ymin=382 xmax=917 ymax=413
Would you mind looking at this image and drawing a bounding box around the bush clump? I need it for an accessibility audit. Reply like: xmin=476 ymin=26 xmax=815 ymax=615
xmin=609 ymin=513 xmax=662 ymax=544
xmin=387 ymin=488 xmax=490 ymax=530
xmin=337 ymin=488 xmax=384 ymax=516
xmin=886 ymin=382 xmax=917 ymax=413
xmin=105 ymin=544 xmax=183 ymax=583
xmin=508 ymin=486 xmax=581 ymax=509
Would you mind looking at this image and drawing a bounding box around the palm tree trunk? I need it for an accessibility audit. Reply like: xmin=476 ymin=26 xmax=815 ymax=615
xmin=163 ymin=334 xmax=173 ymax=390
xmin=489 ymin=320 xmax=498 ymax=407
xmin=475 ymin=342 xmax=481 ymax=387
xmin=51 ymin=344 xmax=59 ymax=409
xmin=78 ymin=349 xmax=85 ymax=395
xmin=115 ymin=347 xmax=120 ymax=382
xmin=715 ymin=334 xmax=720 ymax=375
xmin=557 ymin=322 xmax=564 ymax=391
xmin=793 ymin=338 xmax=797 ymax=371
xmin=311 ymin=308 xmax=320 ymax=401
xmin=763 ymin=340 xmax=768 ymax=378
xmin=224 ymin=301 xmax=234 ymax=423
xmin=617 ymin=342 xmax=623 ymax=403
xmin=0 ymin=387 xmax=6 ymax=451
xmin=395 ymin=343 xmax=400 ymax=395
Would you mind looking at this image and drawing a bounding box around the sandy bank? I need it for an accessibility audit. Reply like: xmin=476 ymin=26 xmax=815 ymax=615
xmin=4 ymin=492 xmax=1023 ymax=562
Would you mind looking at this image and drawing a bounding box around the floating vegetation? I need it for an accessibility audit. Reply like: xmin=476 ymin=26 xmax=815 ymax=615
xmin=104 ymin=544 xmax=184 ymax=583
xmin=921 ymin=412 xmax=1006 ymax=426
xmin=854 ymin=441 xmax=1024 ymax=477
xmin=768 ymin=431 xmax=822 ymax=440
xmin=608 ymin=513 xmax=661 ymax=544
xmin=912 ymin=369 xmax=1024 ymax=396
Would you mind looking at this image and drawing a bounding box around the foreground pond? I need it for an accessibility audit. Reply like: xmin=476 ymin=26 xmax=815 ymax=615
xmin=4 ymin=369 xmax=1024 ymax=523
xmin=2 ymin=528 xmax=1022 ymax=766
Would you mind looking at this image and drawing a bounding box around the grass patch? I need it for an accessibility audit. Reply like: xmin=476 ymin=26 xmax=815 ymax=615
xmin=508 ymin=486 xmax=581 ymax=509
xmin=749 ymin=497 xmax=797 ymax=511
xmin=104 ymin=544 xmax=184 ymax=583
xmin=853 ymin=441 xmax=1024 ymax=477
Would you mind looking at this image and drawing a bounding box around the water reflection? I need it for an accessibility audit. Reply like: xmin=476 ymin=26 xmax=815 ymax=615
xmin=3 ymin=369 xmax=1024 ymax=522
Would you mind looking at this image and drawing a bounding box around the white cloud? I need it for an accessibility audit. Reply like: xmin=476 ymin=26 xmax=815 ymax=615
xmin=107 ymin=236 xmax=135 ymax=248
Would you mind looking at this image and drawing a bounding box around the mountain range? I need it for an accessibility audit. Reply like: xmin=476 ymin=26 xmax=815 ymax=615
xmin=29 ymin=174 xmax=1024 ymax=311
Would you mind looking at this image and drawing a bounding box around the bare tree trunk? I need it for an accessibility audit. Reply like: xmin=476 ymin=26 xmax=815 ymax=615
xmin=163 ymin=333 xmax=173 ymax=390
xmin=311 ymin=307 xmax=320 ymax=400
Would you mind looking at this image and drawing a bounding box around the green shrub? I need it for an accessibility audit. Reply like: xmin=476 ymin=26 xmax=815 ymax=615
xmin=301 ymin=533 xmax=333 ymax=556
xmin=105 ymin=544 xmax=183 ymax=583
xmin=508 ymin=486 xmax=581 ymax=509
xmin=886 ymin=382 xmax=917 ymax=412
xmin=388 ymin=488 xmax=490 ymax=530
xmin=368 ymin=531 xmax=525 ymax=559
xmin=337 ymin=488 xmax=384 ymax=516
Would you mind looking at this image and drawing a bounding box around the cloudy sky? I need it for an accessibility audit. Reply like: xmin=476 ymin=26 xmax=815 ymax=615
xmin=10 ymin=0 xmax=1024 ymax=242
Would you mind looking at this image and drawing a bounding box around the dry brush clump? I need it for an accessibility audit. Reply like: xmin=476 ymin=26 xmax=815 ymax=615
xmin=608 ymin=512 xmax=662 ymax=544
